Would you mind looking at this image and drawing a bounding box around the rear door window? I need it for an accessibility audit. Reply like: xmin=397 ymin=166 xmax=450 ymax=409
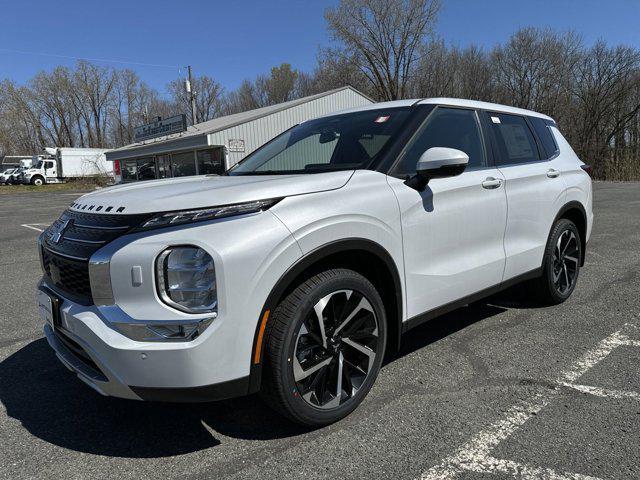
xmin=488 ymin=113 xmax=540 ymax=165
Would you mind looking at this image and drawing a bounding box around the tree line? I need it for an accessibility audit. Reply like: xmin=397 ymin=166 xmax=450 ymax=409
xmin=1 ymin=0 xmax=639 ymax=180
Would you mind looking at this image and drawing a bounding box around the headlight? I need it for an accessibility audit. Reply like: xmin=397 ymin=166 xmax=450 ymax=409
xmin=156 ymin=246 xmax=217 ymax=313
xmin=138 ymin=198 xmax=281 ymax=230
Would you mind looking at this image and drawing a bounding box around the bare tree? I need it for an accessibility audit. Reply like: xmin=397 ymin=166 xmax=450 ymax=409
xmin=255 ymin=63 xmax=299 ymax=105
xmin=570 ymin=42 xmax=640 ymax=178
xmin=298 ymin=48 xmax=374 ymax=97
xmin=491 ymin=28 xmax=582 ymax=118
xmin=168 ymin=74 xmax=224 ymax=124
xmin=71 ymin=61 xmax=117 ymax=147
xmin=325 ymin=0 xmax=441 ymax=100
xmin=223 ymin=64 xmax=301 ymax=114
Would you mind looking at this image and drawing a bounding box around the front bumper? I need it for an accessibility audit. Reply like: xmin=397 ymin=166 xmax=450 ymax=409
xmin=40 ymin=281 xmax=251 ymax=402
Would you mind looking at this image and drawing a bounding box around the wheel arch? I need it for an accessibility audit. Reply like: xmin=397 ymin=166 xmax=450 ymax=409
xmin=248 ymin=238 xmax=403 ymax=393
xmin=553 ymin=201 xmax=587 ymax=266
xmin=30 ymin=174 xmax=45 ymax=185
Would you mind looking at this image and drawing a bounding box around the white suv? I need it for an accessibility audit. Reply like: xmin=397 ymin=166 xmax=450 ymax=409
xmin=37 ymin=98 xmax=593 ymax=425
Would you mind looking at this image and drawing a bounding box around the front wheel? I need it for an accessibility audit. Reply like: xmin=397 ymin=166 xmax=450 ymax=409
xmin=260 ymin=268 xmax=387 ymax=426
xmin=30 ymin=176 xmax=44 ymax=186
xmin=531 ymin=218 xmax=582 ymax=305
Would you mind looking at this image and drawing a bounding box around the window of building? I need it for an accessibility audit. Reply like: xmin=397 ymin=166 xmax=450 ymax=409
xmin=122 ymin=160 xmax=137 ymax=182
xmin=197 ymin=149 xmax=224 ymax=175
xmin=136 ymin=157 xmax=156 ymax=180
xmin=156 ymin=155 xmax=171 ymax=179
xmin=393 ymin=107 xmax=485 ymax=176
xmin=489 ymin=113 xmax=541 ymax=165
xmin=171 ymin=151 xmax=196 ymax=177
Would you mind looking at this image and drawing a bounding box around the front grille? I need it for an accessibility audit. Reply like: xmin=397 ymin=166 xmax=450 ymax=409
xmin=41 ymin=209 xmax=152 ymax=303
xmin=42 ymin=248 xmax=92 ymax=300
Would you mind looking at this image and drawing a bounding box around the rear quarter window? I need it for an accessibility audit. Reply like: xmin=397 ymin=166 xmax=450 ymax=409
xmin=529 ymin=116 xmax=559 ymax=159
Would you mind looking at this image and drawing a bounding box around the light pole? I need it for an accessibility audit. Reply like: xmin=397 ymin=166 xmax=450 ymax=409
xmin=186 ymin=65 xmax=197 ymax=125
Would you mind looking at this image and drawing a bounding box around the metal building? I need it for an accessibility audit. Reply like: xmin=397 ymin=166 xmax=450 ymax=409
xmin=106 ymin=86 xmax=372 ymax=182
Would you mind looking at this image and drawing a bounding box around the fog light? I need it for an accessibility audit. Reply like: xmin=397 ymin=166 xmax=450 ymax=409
xmin=114 ymin=316 xmax=215 ymax=342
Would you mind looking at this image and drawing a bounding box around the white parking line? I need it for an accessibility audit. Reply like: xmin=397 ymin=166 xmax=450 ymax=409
xmin=418 ymin=323 xmax=639 ymax=480
xmin=21 ymin=224 xmax=45 ymax=232
xmin=560 ymin=382 xmax=640 ymax=401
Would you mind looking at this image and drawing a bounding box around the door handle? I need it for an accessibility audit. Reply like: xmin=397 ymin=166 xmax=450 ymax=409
xmin=481 ymin=177 xmax=502 ymax=189
xmin=547 ymin=168 xmax=561 ymax=178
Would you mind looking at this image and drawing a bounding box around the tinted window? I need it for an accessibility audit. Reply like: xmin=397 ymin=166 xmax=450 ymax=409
xmin=394 ymin=107 xmax=485 ymax=176
xmin=489 ymin=113 xmax=540 ymax=165
xmin=171 ymin=151 xmax=196 ymax=177
xmin=136 ymin=157 xmax=156 ymax=180
xmin=197 ymin=149 xmax=224 ymax=174
xmin=529 ymin=117 xmax=559 ymax=159
xmin=230 ymin=108 xmax=410 ymax=175
xmin=122 ymin=160 xmax=137 ymax=182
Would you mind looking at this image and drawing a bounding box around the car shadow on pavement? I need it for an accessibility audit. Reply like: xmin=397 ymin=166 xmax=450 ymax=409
xmin=395 ymin=301 xmax=508 ymax=359
xmin=0 ymin=339 xmax=309 ymax=458
xmin=0 ymin=295 xmax=524 ymax=458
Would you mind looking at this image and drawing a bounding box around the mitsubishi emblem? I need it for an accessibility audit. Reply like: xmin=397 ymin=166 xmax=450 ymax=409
xmin=50 ymin=219 xmax=71 ymax=244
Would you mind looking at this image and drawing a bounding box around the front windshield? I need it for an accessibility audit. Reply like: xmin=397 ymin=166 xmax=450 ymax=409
xmin=229 ymin=107 xmax=411 ymax=175
xmin=35 ymin=161 xmax=43 ymax=168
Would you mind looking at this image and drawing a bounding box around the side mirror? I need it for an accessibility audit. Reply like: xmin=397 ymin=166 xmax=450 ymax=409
xmin=406 ymin=147 xmax=469 ymax=190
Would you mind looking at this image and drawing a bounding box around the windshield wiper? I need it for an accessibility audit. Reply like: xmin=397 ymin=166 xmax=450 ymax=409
xmin=231 ymin=170 xmax=297 ymax=176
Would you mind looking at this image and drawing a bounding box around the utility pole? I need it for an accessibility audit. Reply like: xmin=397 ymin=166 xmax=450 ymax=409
xmin=186 ymin=65 xmax=197 ymax=125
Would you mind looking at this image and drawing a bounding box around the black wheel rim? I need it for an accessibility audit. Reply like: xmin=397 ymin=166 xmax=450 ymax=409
xmin=292 ymin=289 xmax=379 ymax=409
xmin=552 ymin=229 xmax=579 ymax=295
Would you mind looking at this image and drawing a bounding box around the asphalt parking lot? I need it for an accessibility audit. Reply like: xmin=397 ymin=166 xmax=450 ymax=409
xmin=0 ymin=182 xmax=639 ymax=480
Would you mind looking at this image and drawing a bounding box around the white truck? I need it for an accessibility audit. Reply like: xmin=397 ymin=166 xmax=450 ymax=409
xmin=22 ymin=148 xmax=113 ymax=186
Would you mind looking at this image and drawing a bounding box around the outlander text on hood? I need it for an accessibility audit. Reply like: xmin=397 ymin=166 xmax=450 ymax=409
xmin=37 ymin=98 xmax=593 ymax=426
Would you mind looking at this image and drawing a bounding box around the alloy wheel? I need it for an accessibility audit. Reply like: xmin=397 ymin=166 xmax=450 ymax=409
xmin=292 ymin=289 xmax=379 ymax=409
xmin=552 ymin=229 xmax=579 ymax=295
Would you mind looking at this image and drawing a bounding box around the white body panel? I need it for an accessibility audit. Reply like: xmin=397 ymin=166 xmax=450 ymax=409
xmin=76 ymin=171 xmax=353 ymax=214
xmin=50 ymin=209 xmax=301 ymax=389
xmin=497 ymin=158 xmax=567 ymax=280
xmin=388 ymin=169 xmax=507 ymax=318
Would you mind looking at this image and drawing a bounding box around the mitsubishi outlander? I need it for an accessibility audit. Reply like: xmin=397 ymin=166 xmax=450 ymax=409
xmin=37 ymin=98 xmax=593 ymax=426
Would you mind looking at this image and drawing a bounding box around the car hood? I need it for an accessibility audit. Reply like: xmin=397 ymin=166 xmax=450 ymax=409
xmin=71 ymin=171 xmax=355 ymax=215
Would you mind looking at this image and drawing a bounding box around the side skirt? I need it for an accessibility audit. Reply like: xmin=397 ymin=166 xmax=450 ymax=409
xmin=401 ymin=267 xmax=542 ymax=333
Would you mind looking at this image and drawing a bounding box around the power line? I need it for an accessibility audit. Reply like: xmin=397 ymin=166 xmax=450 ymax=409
xmin=0 ymin=48 xmax=181 ymax=69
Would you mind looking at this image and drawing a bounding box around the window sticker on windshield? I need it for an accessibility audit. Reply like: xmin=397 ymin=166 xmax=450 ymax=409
xmin=491 ymin=116 xmax=501 ymax=124
xmin=374 ymin=115 xmax=390 ymax=123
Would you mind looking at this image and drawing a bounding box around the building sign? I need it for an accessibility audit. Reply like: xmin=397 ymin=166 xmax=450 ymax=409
xmin=228 ymin=139 xmax=245 ymax=153
xmin=134 ymin=114 xmax=187 ymax=142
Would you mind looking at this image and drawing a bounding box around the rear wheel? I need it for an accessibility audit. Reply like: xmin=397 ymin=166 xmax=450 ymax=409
xmin=260 ymin=268 xmax=386 ymax=426
xmin=531 ymin=218 xmax=582 ymax=305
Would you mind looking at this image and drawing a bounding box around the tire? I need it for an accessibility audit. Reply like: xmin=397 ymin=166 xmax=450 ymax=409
xmin=30 ymin=176 xmax=44 ymax=186
xmin=260 ymin=268 xmax=387 ymax=426
xmin=531 ymin=218 xmax=582 ymax=305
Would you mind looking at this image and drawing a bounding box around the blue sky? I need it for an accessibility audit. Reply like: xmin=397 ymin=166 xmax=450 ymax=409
xmin=1 ymin=0 xmax=638 ymax=97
